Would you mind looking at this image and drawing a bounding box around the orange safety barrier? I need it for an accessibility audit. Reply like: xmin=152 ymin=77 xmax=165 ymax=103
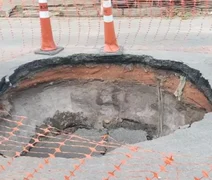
xmin=0 ymin=114 xmax=212 ymax=180
xmin=0 ymin=0 xmax=212 ymax=62
xmin=101 ymin=0 xmax=123 ymax=54
xmin=34 ymin=0 xmax=64 ymax=55
xmin=1 ymin=1 xmax=212 ymax=178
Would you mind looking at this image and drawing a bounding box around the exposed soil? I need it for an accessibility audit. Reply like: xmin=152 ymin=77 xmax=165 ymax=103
xmin=0 ymin=79 xmax=206 ymax=158
xmin=0 ymin=54 xmax=211 ymax=159
xmin=10 ymin=64 xmax=212 ymax=112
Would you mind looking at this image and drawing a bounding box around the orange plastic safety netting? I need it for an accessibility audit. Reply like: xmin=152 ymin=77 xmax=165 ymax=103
xmin=0 ymin=0 xmax=212 ymax=62
xmin=1 ymin=0 xmax=212 ymax=180
xmin=0 ymin=114 xmax=212 ymax=180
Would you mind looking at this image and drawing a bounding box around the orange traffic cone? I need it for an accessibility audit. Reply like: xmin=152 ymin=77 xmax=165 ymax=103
xmin=100 ymin=0 xmax=123 ymax=55
xmin=35 ymin=0 xmax=63 ymax=55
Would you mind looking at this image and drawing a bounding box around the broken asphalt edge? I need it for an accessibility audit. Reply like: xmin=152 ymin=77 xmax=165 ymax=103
xmin=0 ymin=53 xmax=212 ymax=105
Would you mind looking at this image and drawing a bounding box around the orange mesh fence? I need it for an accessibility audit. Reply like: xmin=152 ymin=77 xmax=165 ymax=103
xmin=0 ymin=114 xmax=212 ymax=179
xmin=0 ymin=0 xmax=212 ymax=61
xmin=1 ymin=0 xmax=212 ymax=180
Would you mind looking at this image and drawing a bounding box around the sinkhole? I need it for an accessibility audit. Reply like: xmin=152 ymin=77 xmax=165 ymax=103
xmin=0 ymin=54 xmax=212 ymax=159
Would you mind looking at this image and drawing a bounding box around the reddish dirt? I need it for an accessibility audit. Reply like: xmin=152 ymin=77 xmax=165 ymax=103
xmin=13 ymin=64 xmax=212 ymax=112
xmin=0 ymin=104 xmax=3 ymax=110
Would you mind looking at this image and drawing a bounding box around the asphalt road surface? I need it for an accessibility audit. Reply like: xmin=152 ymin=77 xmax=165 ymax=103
xmin=1 ymin=16 xmax=212 ymax=179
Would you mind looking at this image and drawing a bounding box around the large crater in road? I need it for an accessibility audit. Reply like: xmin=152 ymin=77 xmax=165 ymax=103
xmin=0 ymin=54 xmax=211 ymax=158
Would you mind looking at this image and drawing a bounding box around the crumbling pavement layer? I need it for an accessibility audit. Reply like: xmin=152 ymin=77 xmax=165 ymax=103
xmin=0 ymin=54 xmax=212 ymax=179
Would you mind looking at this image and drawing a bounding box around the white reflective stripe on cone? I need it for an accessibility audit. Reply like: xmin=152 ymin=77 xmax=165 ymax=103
xmin=104 ymin=15 xmax=113 ymax=23
xmin=103 ymin=0 xmax=112 ymax=8
xmin=39 ymin=11 xmax=49 ymax=18
xmin=38 ymin=0 xmax=48 ymax=3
